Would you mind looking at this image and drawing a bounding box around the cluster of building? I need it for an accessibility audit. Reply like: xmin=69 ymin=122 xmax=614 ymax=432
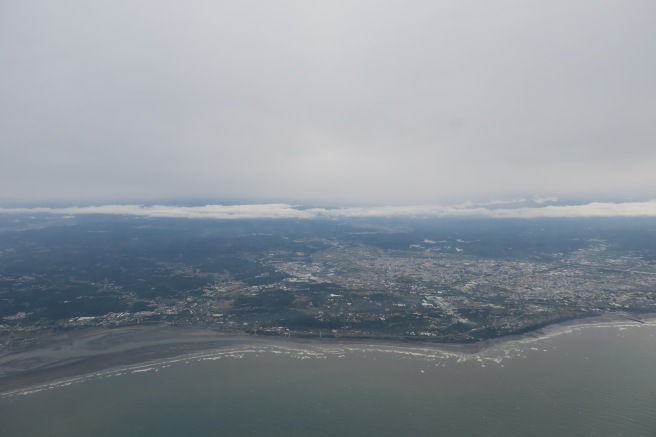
xmin=3 ymin=237 xmax=656 ymax=347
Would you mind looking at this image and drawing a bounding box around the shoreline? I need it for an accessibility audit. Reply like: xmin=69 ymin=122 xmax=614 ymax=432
xmin=2 ymin=312 xmax=655 ymax=395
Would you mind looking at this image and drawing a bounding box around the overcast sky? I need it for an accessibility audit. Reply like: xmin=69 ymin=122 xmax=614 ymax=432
xmin=1 ymin=1 xmax=655 ymax=207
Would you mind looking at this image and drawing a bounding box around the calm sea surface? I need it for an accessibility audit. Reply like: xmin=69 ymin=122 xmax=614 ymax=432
xmin=1 ymin=321 xmax=655 ymax=436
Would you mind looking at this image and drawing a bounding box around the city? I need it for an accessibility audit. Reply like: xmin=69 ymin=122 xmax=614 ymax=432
xmin=2 ymin=214 xmax=655 ymax=349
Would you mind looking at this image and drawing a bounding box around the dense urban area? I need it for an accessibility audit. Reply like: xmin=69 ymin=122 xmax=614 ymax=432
xmin=1 ymin=214 xmax=656 ymax=350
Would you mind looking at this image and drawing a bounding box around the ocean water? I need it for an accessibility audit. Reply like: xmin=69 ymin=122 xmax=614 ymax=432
xmin=1 ymin=322 xmax=655 ymax=436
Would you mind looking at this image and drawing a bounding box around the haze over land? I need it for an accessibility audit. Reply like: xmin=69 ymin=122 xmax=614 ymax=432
xmin=2 ymin=1 xmax=655 ymax=207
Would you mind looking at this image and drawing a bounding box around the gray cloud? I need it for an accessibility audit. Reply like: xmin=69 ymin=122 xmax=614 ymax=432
xmin=1 ymin=1 xmax=655 ymax=206
xmin=2 ymin=200 xmax=656 ymax=219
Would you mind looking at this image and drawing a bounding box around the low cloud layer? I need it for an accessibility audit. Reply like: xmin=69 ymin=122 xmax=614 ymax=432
xmin=2 ymin=200 xmax=656 ymax=220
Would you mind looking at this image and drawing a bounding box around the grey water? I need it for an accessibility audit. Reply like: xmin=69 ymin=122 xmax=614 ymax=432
xmin=1 ymin=322 xmax=655 ymax=436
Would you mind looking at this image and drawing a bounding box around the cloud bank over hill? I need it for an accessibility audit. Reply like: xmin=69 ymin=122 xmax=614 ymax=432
xmin=2 ymin=200 xmax=656 ymax=220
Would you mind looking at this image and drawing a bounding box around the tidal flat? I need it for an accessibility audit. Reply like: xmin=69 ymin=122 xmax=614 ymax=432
xmin=1 ymin=313 xmax=655 ymax=393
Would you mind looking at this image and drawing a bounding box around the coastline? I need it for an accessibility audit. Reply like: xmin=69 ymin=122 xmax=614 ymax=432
xmin=2 ymin=312 xmax=655 ymax=395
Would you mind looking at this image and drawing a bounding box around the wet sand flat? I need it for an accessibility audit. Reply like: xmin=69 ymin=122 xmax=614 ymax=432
xmin=2 ymin=313 xmax=654 ymax=395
